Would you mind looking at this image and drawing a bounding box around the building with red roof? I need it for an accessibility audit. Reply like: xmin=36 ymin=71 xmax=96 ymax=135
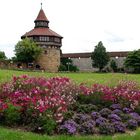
xmin=21 ymin=5 xmax=63 ymax=72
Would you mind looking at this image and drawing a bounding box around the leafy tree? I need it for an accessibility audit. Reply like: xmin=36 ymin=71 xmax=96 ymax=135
xmin=14 ymin=38 xmax=42 ymax=65
xmin=60 ymin=57 xmax=79 ymax=72
xmin=124 ymin=50 xmax=140 ymax=73
xmin=110 ymin=59 xmax=118 ymax=72
xmin=0 ymin=51 xmax=7 ymax=60
xmin=91 ymin=41 xmax=110 ymax=72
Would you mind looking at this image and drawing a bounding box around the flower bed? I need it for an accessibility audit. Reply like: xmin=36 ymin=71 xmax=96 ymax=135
xmin=0 ymin=75 xmax=140 ymax=135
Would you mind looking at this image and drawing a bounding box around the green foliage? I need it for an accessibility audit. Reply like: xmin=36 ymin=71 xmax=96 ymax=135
xmin=31 ymin=115 xmax=57 ymax=135
xmin=99 ymin=123 xmax=115 ymax=135
xmin=4 ymin=104 xmax=21 ymax=126
xmin=75 ymin=103 xmax=98 ymax=113
xmin=124 ymin=50 xmax=140 ymax=73
xmin=58 ymin=64 xmax=67 ymax=71
xmin=110 ymin=59 xmax=118 ymax=72
xmin=63 ymin=111 xmax=75 ymax=120
xmin=91 ymin=41 xmax=110 ymax=71
xmin=14 ymin=37 xmax=42 ymax=64
xmin=60 ymin=57 xmax=79 ymax=72
xmin=0 ymin=51 xmax=7 ymax=60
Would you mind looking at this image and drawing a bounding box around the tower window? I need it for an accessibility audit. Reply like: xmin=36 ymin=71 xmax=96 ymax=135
xmin=44 ymin=50 xmax=47 ymax=54
xmin=54 ymin=37 xmax=60 ymax=43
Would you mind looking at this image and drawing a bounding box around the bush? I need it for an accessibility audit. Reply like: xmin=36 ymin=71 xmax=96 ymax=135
xmin=91 ymin=112 xmax=101 ymax=120
xmin=126 ymin=119 xmax=138 ymax=130
xmin=99 ymin=122 xmax=115 ymax=135
xmin=0 ymin=75 xmax=80 ymax=123
xmin=108 ymin=114 xmax=122 ymax=122
xmin=95 ymin=117 xmax=108 ymax=126
xmin=99 ymin=108 xmax=112 ymax=118
xmin=29 ymin=113 xmax=57 ymax=135
xmin=75 ymin=104 xmax=98 ymax=113
xmin=4 ymin=103 xmax=21 ymax=126
xmin=113 ymin=121 xmax=126 ymax=133
xmin=110 ymin=59 xmax=118 ymax=72
xmin=73 ymin=113 xmax=91 ymax=124
xmin=58 ymin=64 xmax=67 ymax=71
xmin=59 ymin=120 xmax=78 ymax=135
xmin=78 ymin=120 xmax=96 ymax=135
xmin=63 ymin=111 xmax=74 ymax=121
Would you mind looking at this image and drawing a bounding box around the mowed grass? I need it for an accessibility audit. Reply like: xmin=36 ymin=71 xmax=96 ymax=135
xmin=0 ymin=126 xmax=140 ymax=140
xmin=0 ymin=69 xmax=140 ymax=86
xmin=0 ymin=69 xmax=140 ymax=140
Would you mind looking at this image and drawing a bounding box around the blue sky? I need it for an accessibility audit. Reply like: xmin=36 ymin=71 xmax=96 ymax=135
xmin=0 ymin=0 xmax=140 ymax=58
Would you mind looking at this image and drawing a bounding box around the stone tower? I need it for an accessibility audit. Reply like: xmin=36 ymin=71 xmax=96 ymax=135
xmin=21 ymin=5 xmax=63 ymax=72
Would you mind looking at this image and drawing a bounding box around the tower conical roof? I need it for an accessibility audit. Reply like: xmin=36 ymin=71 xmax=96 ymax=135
xmin=35 ymin=9 xmax=49 ymax=21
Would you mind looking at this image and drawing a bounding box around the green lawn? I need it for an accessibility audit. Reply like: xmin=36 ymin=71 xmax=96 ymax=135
xmin=0 ymin=69 xmax=140 ymax=86
xmin=0 ymin=69 xmax=140 ymax=140
xmin=0 ymin=127 xmax=139 ymax=140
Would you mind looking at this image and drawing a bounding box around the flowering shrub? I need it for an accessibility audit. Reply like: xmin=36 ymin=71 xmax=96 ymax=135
xmin=123 ymin=107 xmax=133 ymax=113
xmin=108 ymin=114 xmax=122 ymax=122
xmin=78 ymin=120 xmax=96 ymax=134
xmin=99 ymin=108 xmax=112 ymax=118
xmin=59 ymin=120 xmax=78 ymax=135
xmin=91 ymin=112 xmax=101 ymax=120
xmin=1 ymin=75 xmax=140 ymax=136
xmin=126 ymin=119 xmax=138 ymax=130
xmin=73 ymin=113 xmax=91 ymax=124
xmin=80 ymin=81 xmax=140 ymax=107
xmin=110 ymin=104 xmax=122 ymax=110
xmin=95 ymin=117 xmax=108 ymax=126
xmin=0 ymin=75 xmax=80 ymax=123
xmin=99 ymin=122 xmax=115 ymax=135
xmin=113 ymin=121 xmax=126 ymax=133
xmin=112 ymin=109 xmax=123 ymax=116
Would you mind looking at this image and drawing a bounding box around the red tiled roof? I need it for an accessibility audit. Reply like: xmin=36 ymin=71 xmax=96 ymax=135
xmin=22 ymin=28 xmax=63 ymax=38
xmin=35 ymin=9 xmax=48 ymax=21
xmin=62 ymin=51 xmax=130 ymax=58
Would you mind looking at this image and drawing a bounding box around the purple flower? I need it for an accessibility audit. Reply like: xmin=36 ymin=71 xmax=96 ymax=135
xmin=113 ymin=121 xmax=126 ymax=133
xmin=127 ymin=119 xmax=138 ymax=130
xmin=123 ymin=107 xmax=133 ymax=113
xmin=96 ymin=117 xmax=108 ymax=126
xmin=99 ymin=122 xmax=115 ymax=135
xmin=91 ymin=112 xmax=100 ymax=120
xmin=73 ymin=113 xmax=90 ymax=124
xmin=112 ymin=109 xmax=123 ymax=115
xmin=60 ymin=120 xmax=77 ymax=134
xmin=108 ymin=114 xmax=122 ymax=122
xmin=130 ymin=112 xmax=140 ymax=125
xmin=110 ymin=104 xmax=122 ymax=110
xmin=78 ymin=119 xmax=96 ymax=134
xmin=99 ymin=108 xmax=112 ymax=118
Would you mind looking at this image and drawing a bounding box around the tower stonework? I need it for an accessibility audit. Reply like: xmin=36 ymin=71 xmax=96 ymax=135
xmin=21 ymin=6 xmax=63 ymax=72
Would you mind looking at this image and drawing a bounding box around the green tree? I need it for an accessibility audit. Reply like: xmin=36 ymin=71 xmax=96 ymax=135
xmin=59 ymin=57 xmax=79 ymax=72
xmin=0 ymin=51 xmax=7 ymax=60
xmin=91 ymin=41 xmax=110 ymax=72
xmin=124 ymin=49 xmax=140 ymax=73
xmin=14 ymin=38 xmax=42 ymax=65
xmin=110 ymin=59 xmax=118 ymax=72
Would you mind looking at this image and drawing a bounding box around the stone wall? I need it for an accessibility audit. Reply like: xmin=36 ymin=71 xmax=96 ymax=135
xmin=71 ymin=57 xmax=126 ymax=71
xmin=37 ymin=46 xmax=60 ymax=72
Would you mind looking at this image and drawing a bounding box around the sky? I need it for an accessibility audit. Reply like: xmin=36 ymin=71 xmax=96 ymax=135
xmin=0 ymin=0 xmax=140 ymax=58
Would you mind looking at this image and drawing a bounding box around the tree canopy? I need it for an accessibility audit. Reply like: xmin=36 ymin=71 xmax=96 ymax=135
xmin=0 ymin=51 xmax=7 ymax=60
xmin=124 ymin=49 xmax=140 ymax=73
xmin=91 ymin=41 xmax=110 ymax=71
xmin=14 ymin=38 xmax=42 ymax=64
